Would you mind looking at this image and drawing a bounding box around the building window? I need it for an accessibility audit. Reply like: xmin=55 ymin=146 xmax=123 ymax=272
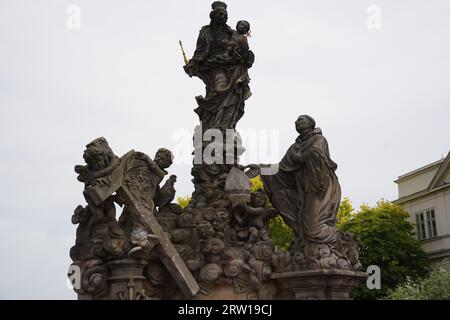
xmin=415 ymin=208 xmax=437 ymax=240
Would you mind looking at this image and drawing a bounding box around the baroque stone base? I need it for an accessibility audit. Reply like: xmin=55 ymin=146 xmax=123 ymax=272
xmin=107 ymin=259 xmax=148 ymax=300
xmin=193 ymin=284 xmax=251 ymax=300
xmin=76 ymin=259 xmax=149 ymax=300
xmin=272 ymin=269 xmax=367 ymax=300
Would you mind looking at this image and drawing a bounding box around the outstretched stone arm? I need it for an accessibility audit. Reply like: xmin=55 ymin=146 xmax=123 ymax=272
xmin=74 ymin=156 xmax=120 ymax=183
xmin=244 ymin=205 xmax=277 ymax=218
xmin=183 ymin=28 xmax=208 ymax=77
xmin=140 ymin=153 xmax=166 ymax=179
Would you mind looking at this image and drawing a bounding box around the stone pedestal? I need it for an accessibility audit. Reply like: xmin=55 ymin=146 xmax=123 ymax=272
xmin=107 ymin=259 xmax=148 ymax=300
xmin=193 ymin=283 xmax=251 ymax=300
xmin=272 ymin=269 xmax=367 ymax=300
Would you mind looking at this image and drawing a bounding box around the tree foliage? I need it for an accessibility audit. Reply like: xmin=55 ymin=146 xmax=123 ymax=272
xmin=250 ymin=176 xmax=264 ymax=192
xmin=268 ymin=215 xmax=294 ymax=251
xmin=386 ymin=267 xmax=450 ymax=300
xmin=336 ymin=197 xmax=354 ymax=228
xmin=339 ymin=199 xmax=429 ymax=299
xmin=177 ymin=195 xmax=191 ymax=209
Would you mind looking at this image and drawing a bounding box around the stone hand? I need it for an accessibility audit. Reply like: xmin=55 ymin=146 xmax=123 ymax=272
xmin=242 ymin=164 xmax=261 ymax=179
xmin=183 ymin=62 xmax=194 ymax=77
xmin=74 ymin=165 xmax=91 ymax=182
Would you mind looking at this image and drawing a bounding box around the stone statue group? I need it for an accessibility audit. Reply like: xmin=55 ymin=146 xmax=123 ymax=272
xmin=68 ymin=1 xmax=364 ymax=300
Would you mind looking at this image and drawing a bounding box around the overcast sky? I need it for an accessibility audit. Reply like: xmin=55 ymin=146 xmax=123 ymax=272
xmin=0 ymin=0 xmax=449 ymax=299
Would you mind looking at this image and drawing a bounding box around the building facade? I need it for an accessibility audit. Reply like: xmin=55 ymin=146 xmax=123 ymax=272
xmin=393 ymin=152 xmax=450 ymax=272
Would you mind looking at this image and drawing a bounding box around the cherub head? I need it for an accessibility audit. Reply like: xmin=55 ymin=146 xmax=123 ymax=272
xmin=154 ymin=148 xmax=174 ymax=170
xmin=83 ymin=137 xmax=115 ymax=171
xmin=236 ymin=20 xmax=250 ymax=36
xmin=197 ymin=220 xmax=216 ymax=238
xmin=211 ymin=210 xmax=229 ymax=232
xmin=251 ymin=189 xmax=266 ymax=208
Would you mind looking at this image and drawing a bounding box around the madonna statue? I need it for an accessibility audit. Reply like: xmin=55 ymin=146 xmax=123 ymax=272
xmin=183 ymin=1 xmax=254 ymax=130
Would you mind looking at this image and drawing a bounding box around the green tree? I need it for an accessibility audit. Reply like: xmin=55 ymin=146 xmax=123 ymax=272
xmin=250 ymin=176 xmax=264 ymax=191
xmin=386 ymin=267 xmax=450 ymax=300
xmin=177 ymin=195 xmax=191 ymax=209
xmin=268 ymin=215 xmax=294 ymax=251
xmin=339 ymin=199 xmax=429 ymax=299
xmin=337 ymin=197 xmax=355 ymax=228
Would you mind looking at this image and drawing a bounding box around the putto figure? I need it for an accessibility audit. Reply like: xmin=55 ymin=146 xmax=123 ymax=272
xmin=223 ymin=20 xmax=252 ymax=65
xmin=183 ymin=1 xmax=254 ymax=130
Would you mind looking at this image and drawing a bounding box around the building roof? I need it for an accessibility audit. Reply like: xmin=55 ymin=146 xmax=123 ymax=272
xmin=393 ymin=151 xmax=450 ymax=204
xmin=429 ymin=152 xmax=450 ymax=190
xmin=394 ymin=158 xmax=444 ymax=183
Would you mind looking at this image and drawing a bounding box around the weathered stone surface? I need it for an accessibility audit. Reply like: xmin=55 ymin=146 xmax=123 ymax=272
xmin=257 ymin=115 xmax=363 ymax=273
xmin=107 ymin=259 xmax=148 ymax=300
xmin=174 ymin=3 xmax=277 ymax=299
xmin=225 ymin=167 xmax=251 ymax=207
xmin=272 ymin=269 xmax=368 ymax=300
